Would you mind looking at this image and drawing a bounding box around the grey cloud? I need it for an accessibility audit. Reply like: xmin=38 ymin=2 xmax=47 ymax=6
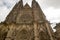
xmin=1 ymin=0 xmax=19 ymax=8
xmin=44 ymin=0 xmax=60 ymax=8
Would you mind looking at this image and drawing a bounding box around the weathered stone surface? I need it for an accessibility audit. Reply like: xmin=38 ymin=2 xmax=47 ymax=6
xmin=0 ymin=0 xmax=54 ymax=40
xmin=54 ymin=23 xmax=60 ymax=40
xmin=16 ymin=3 xmax=33 ymax=24
xmin=5 ymin=0 xmax=23 ymax=24
xmin=5 ymin=0 xmax=46 ymax=24
xmin=32 ymin=0 xmax=46 ymax=23
xmin=0 ymin=23 xmax=9 ymax=40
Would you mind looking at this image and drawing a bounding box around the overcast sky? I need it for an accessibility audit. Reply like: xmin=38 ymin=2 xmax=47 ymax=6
xmin=0 ymin=0 xmax=60 ymax=31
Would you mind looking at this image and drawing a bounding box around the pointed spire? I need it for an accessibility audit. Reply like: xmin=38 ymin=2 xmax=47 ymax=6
xmin=32 ymin=0 xmax=46 ymax=22
xmin=20 ymin=0 xmax=23 ymax=6
xmin=18 ymin=0 xmax=23 ymax=9
xmin=4 ymin=0 xmax=23 ymax=24
xmin=32 ymin=0 xmax=40 ymax=8
xmin=23 ymin=3 xmax=31 ymax=8
xmin=32 ymin=0 xmax=35 ymax=3
xmin=33 ymin=0 xmax=35 ymax=1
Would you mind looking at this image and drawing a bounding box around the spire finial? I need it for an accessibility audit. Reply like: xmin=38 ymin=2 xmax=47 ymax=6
xmin=32 ymin=0 xmax=36 ymax=2
xmin=20 ymin=0 xmax=22 ymax=2
xmin=33 ymin=0 xmax=35 ymax=1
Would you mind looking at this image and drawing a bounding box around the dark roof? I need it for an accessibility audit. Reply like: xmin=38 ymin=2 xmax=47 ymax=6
xmin=54 ymin=23 xmax=60 ymax=29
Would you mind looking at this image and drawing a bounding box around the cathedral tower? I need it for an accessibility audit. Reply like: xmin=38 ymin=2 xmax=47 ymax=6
xmin=5 ymin=0 xmax=23 ymax=24
xmin=32 ymin=0 xmax=46 ymax=22
xmin=0 ymin=0 xmax=54 ymax=40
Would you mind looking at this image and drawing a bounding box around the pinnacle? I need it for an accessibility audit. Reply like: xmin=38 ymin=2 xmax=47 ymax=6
xmin=20 ymin=0 xmax=22 ymax=1
xmin=24 ymin=3 xmax=30 ymax=8
xmin=33 ymin=0 xmax=35 ymax=1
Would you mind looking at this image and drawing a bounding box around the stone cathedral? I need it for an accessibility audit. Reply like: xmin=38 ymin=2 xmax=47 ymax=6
xmin=0 ymin=0 xmax=55 ymax=40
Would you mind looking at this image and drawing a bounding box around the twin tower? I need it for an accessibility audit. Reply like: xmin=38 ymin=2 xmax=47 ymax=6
xmin=5 ymin=0 xmax=46 ymax=24
xmin=0 ymin=0 xmax=54 ymax=40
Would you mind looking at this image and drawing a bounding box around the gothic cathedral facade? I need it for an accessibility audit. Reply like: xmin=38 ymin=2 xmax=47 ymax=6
xmin=0 ymin=0 xmax=55 ymax=40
